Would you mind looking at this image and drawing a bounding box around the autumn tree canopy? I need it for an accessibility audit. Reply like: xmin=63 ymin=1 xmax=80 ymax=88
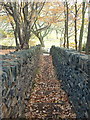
xmin=0 ymin=0 xmax=90 ymax=53
xmin=1 ymin=1 xmax=46 ymax=49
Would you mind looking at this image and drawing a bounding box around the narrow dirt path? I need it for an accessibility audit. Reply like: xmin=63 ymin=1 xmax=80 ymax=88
xmin=25 ymin=54 xmax=76 ymax=119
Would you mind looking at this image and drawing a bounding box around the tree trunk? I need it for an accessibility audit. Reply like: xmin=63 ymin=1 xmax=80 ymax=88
xmin=14 ymin=28 xmax=19 ymax=50
xmin=15 ymin=21 xmax=30 ymax=49
xmin=66 ymin=1 xmax=69 ymax=49
xmin=78 ymin=2 xmax=86 ymax=52
xmin=39 ymin=37 xmax=45 ymax=47
xmin=63 ymin=2 xmax=67 ymax=48
xmin=86 ymin=19 xmax=90 ymax=54
xmin=86 ymin=1 xmax=90 ymax=54
xmin=22 ymin=4 xmax=30 ymax=49
xmin=74 ymin=1 xmax=78 ymax=50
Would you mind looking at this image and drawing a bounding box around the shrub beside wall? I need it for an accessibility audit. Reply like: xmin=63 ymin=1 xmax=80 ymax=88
xmin=50 ymin=46 xmax=90 ymax=118
xmin=0 ymin=45 xmax=41 ymax=118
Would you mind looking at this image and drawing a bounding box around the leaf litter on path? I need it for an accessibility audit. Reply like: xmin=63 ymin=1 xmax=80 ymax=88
xmin=25 ymin=55 xmax=76 ymax=119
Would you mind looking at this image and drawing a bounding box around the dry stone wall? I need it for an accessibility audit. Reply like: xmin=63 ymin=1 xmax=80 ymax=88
xmin=0 ymin=45 xmax=41 ymax=119
xmin=50 ymin=46 xmax=90 ymax=119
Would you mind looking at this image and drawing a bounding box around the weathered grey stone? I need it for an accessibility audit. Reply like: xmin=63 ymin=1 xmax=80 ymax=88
xmin=50 ymin=46 xmax=90 ymax=119
xmin=0 ymin=45 xmax=41 ymax=119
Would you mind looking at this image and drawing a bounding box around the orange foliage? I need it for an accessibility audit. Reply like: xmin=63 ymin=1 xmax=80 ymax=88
xmin=38 ymin=1 xmax=64 ymax=25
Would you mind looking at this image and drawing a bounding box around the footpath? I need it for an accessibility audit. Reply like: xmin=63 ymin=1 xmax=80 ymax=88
xmin=25 ymin=54 xmax=76 ymax=119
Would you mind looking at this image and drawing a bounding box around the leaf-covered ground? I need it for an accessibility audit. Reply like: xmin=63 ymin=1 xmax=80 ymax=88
xmin=25 ymin=54 xmax=76 ymax=119
xmin=0 ymin=49 xmax=15 ymax=55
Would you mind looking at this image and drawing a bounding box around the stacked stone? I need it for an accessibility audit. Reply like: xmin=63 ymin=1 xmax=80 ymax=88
xmin=50 ymin=46 xmax=90 ymax=119
xmin=0 ymin=45 xmax=41 ymax=118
